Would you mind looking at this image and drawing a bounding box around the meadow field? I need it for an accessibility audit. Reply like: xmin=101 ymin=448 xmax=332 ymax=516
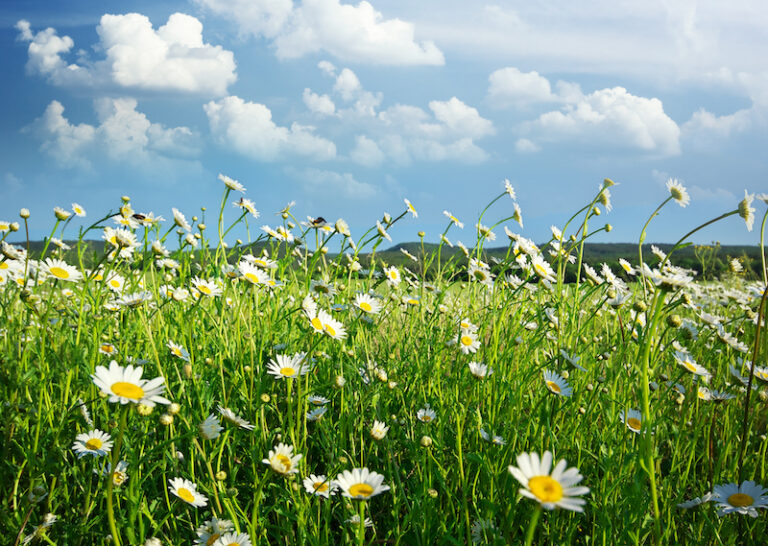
xmin=1 ymin=177 xmax=767 ymax=545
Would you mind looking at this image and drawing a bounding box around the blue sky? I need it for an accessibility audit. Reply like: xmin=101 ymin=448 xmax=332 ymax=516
xmin=1 ymin=0 xmax=766 ymax=245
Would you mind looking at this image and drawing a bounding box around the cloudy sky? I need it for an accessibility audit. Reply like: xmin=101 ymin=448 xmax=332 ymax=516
xmin=1 ymin=0 xmax=766 ymax=245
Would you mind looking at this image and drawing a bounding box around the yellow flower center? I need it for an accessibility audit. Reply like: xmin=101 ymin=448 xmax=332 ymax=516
xmin=101 ymin=344 xmax=114 ymax=353
xmin=473 ymin=270 xmax=486 ymax=281
xmin=172 ymin=348 xmax=181 ymax=357
xmin=683 ymin=361 xmax=697 ymax=372
xmin=273 ymin=454 xmax=292 ymax=472
xmin=112 ymin=472 xmax=127 ymax=486
xmin=534 ymin=264 xmax=547 ymax=277
xmin=85 ymin=438 xmax=103 ymax=450
xmin=324 ymin=324 xmax=337 ymax=337
xmin=528 ymin=475 xmax=564 ymax=503
xmin=407 ymin=299 xmax=419 ymax=306
xmin=49 ymin=266 xmax=70 ymax=279
xmin=311 ymin=317 xmax=323 ymax=331
xmin=280 ymin=367 xmax=296 ymax=377
xmin=313 ymin=481 xmax=329 ymax=492
xmin=460 ymin=335 xmax=474 ymax=346
xmin=177 ymin=487 xmax=195 ymax=503
xmin=198 ymin=285 xmax=212 ymax=295
xmin=360 ymin=302 xmax=372 ymax=312
xmin=109 ymin=280 xmax=120 ymax=288
xmin=111 ymin=381 xmax=145 ymax=400
xmin=627 ymin=417 xmax=642 ymax=431
xmin=205 ymin=534 xmax=220 ymax=546
xmin=245 ymin=272 xmax=260 ymax=284
xmin=349 ymin=483 xmax=374 ymax=498
xmin=546 ymin=380 xmax=561 ymax=394
xmin=421 ymin=415 xmax=432 ymax=422
xmin=0 ymin=262 xmax=8 ymax=270
xmin=727 ymin=493 xmax=754 ymax=507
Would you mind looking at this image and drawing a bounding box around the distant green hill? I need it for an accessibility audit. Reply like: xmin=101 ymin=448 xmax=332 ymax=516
xmin=5 ymin=239 xmax=761 ymax=281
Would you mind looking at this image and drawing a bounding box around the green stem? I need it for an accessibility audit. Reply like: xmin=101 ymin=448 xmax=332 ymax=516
xmin=524 ymin=505 xmax=542 ymax=546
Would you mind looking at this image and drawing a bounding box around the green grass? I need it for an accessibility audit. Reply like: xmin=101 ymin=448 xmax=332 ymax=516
xmin=1 ymin=183 xmax=767 ymax=545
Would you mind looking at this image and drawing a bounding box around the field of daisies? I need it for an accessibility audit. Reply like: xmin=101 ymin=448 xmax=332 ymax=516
xmin=1 ymin=176 xmax=767 ymax=545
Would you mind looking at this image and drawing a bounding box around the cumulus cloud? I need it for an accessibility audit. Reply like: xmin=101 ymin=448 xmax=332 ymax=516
xmin=25 ymin=98 xmax=199 ymax=168
xmin=489 ymin=68 xmax=681 ymax=156
xmin=488 ymin=67 xmax=558 ymax=106
xmin=311 ymin=66 xmax=493 ymax=165
xmin=204 ymin=95 xmax=337 ymax=161
xmin=16 ymin=13 xmax=236 ymax=96
xmin=530 ymin=86 xmax=681 ymax=155
xmin=302 ymin=88 xmax=336 ymax=116
xmin=349 ymin=135 xmax=385 ymax=166
xmin=196 ymin=0 xmax=444 ymax=65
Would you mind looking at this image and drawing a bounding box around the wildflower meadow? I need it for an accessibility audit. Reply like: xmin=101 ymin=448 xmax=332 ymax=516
xmin=2 ymin=176 xmax=768 ymax=545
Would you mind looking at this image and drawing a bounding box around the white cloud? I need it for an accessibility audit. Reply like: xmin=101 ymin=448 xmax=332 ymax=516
xmin=683 ymin=108 xmax=752 ymax=138
xmin=291 ymin=167 xmax=377 ymax=198
xmin=302 ymin=88 xmax=336 ymax=116
xmin=25 ymin=98 xmax=198 ymax=168
xmin=350 ymin=135 xmax=385 ymax=166
xmin=196 ymin=0 xmax=444 ymax=65
xmin=515 ymin=138 xmax=541 ymax=153
xmin=3 ymin=173 xmax=24 ymax=191
xmin=428 ymin=97 xmax=495 ymax=139
xmin=17 ymin=13 xmax=237 ymax=96
xmin=488 ymin=67 xmax=557 ymax=106
xmin=309 ymin=66 xmax=493 ymax=164
xmin=26 ymin=101 xmax=96 ymax=168
xmin=205 ymin=95 xmax=337 ymax=161
xmin=531 ymin=87 xmax=681 ymax=155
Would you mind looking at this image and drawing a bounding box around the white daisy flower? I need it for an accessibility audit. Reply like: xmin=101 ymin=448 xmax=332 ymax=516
xmin=168 ymin=477 xmax=208 ymax=508
xmin=72 ymin=429 xmax=113 ymax=458
xmin=507 ymin=451 xmax=589 ymax=511
xmin=91 ymin=361 xmax=170 ymax=407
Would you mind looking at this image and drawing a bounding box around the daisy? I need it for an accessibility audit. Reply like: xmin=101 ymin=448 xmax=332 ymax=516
xmin=512 ymin=202 xmax=524 ymax=228
xmin=97 ymin=461 xmax=129 ymax=487
xmin=72 ymin=429 xmax=112 ymax=458
xmin=211 ymin=533 xmax=252 ymax=546
xmin=443 ymin=210 xmax=464 ymax=229
xmin=219 ymin=173 xmax=245 ymax=193
xmin=468 ymin=361 xmax=493 ymax=379
xmin=172 ymin=208 xmax=191 ymax=231
xmin=370 ymin=420 xmax=389 ymax=440
xmin=217 ymin=406 xmax=255 ymax=430
xmin=307 ymin=394 xmax=330 ymax=406
xmin=618 ymin=258 xmax=635 ymax=275
xmin=480 ymin=428 xmax=506 ymax=446
xmin=738 ymin=190 xmax=756 ymax=231
xmin=239 ymin=262 xmax=269 ymax=285
xmin=458 ymin=330 xmax=480 ymax=355
xmin=674 ymin=351 xmax=711 ymax=378
xmin=543 ymin=369 xmax=572 ymax=397
xmin=666 ymin=178 xmax=690 ymax=207
xmin=310 ymin=279 xmax=335 ymax=298
xmin=384 ymin=266 xmax=401 ymax=286
xmin=712 ymin=481 xmax=768 ymax=517
xmin=167 ymin=340 xmax=190 ymax=362
xmin=191 ymin=277 xmax=222 ymax=298
xmin=417 ymin=405 xmax=436 ymax=423
xmin=43 ymin=258 xmax=83 ymax=282
xmin=303 ymin=475 xmax=337 ymax=498
xmin=54 ymin=206 xmax=71 ymax=220
xmin=168 ymin=477 xmax=208 ymax=508
xmin=99 ymin=343 xmax=118 ymax=356
xmin=233 ymin=197 xmax=259 ymax=219
xmin=459 ymin=318 xmax=478 ymax=332
xmin=404 ymin=198 xmax=418 ymax=218
xmin=507 ymin=451 xmax=589 ymax=511
xmin=267 ymin=353 xmax=311 ymax=379
xmin=335 ymin=468 xmax=390 ymax=500
xmin=322 ymin=313 xmax=347 ymax=340
xmin=504 ymin=178 xmax=516 ymax=199
xmin=476 ymin=222 xmax=496 ymax=241
xmin=194 ymin=518 xmax=235 ymax=546
xmin=677 ymin=492 xmax=714 ymax=509
xmin=92 ymin=361 xmax=170 ymax=407
xmin=354 ymin=293 xmax=382 ymax=314
xmin=531 ymin=255 xmax=556 ymax=283
xmin=306 ymin=407 xmax=327 ymax=421
xmin=199 ymin=414 xmax=223 ymax=440
xmin=262 ymin=443 xmax=302 ymax=475
xmin=376 ymin=221 xmax=392 ymax=242
xmin=619 ymin=409 xmax=643 ymax=433
xmin=560 ymin=350 xmax=587 ymax=372
xmin=104 ymin=273 xmax=125 ymax=292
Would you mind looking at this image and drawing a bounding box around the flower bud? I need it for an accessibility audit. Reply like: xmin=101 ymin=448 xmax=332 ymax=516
xmin=20 ymin=208 xmax=30 ymax=219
